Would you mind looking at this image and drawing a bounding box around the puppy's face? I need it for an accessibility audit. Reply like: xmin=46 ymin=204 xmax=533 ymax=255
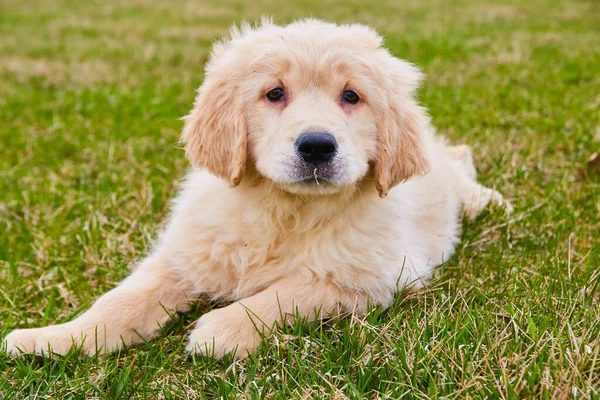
xmin=182 ymin=19 xmax=430 ymax=197
xmin=246 ymin=55 xmax=379 ymax=195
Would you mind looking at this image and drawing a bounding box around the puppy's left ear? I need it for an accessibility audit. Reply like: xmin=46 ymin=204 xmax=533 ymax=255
xmin=375 ymin=57 xmax=430 ymax=197
xmin=181 ymin=68 xmax=247 ymax=186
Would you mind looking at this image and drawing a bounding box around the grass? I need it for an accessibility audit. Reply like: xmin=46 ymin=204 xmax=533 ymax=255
xmin=1 ymin=0 xmax=599 ymax=398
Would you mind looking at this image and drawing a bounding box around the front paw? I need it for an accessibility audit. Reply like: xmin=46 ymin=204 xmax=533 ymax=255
xmin=186 ymin=307 xmax=264 ymax=359
xmin=4 ymin=326 xmax=79 ymax=356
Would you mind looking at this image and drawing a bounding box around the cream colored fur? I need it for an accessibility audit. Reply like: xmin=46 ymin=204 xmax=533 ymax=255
xmin=4 ymin=19 xmax=510 ymax=359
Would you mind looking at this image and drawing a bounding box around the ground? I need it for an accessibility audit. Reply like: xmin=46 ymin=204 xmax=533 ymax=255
xmin=0 ymin=0 xmax=599 ymax=398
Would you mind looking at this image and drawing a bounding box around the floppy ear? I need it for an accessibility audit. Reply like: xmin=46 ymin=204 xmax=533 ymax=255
xmin=181 ymin=72 xmax=247 ymax=186
xmin=375 ymin=58 xmax=430 ymax=197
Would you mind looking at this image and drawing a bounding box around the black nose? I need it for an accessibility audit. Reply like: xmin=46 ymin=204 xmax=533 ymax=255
xmin=295 ymin=132 xmax=337 ymax=164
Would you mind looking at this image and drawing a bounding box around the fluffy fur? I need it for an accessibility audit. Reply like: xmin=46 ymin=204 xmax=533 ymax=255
xmin=4 ymin=18 xmax=510 ymax=359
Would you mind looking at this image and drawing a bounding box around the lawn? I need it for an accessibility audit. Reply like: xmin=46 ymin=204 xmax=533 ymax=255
xmin=1 ymin=0 xmax=599 ymax=398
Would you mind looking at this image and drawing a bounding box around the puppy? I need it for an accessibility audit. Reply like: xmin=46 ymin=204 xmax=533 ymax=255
xmin=4 ymin=18 xmax=509 ymax=359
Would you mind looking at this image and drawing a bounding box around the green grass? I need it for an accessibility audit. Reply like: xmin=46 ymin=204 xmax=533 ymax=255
xmin=1 ymin=0 xmax=599 ymax=398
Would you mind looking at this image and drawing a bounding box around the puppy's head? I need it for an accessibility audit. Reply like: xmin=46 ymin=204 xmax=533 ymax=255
xmin=182 ymin=18 xmax=429 ymax=197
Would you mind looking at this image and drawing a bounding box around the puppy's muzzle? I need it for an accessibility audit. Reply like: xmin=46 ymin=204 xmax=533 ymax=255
xmin=295 ymin=132 xmax=337 ymax=165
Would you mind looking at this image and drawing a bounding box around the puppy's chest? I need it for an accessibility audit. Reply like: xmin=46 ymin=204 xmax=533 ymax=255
xmin=218 ymin=210 xmax=400 ymax=279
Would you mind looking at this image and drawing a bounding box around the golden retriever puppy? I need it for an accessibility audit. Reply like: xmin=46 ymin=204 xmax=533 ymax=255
xmin=4 ymin=18 xmax=509 ymax=359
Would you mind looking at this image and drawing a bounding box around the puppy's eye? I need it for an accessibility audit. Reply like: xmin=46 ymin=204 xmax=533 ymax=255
xmin=266 ymin=88 xmax=285 ymax=102
xmin=342 ymin=90 xmax=359 ymax=104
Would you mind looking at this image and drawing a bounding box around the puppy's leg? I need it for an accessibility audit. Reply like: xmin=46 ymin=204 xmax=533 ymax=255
xmin=445 ymin=144 xmax=512 ymax=219
xmin=187 ymin=273 xmax=373 ymax=359
xmin=460 ymin=182 xmax=513 ymax=220
xmin=4 ymin=255 xmax=195 ymax=356
xmin=445 ymin=144 xmax=477 ymax=180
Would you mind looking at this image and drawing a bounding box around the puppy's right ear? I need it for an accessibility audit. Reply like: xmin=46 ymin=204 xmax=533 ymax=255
xmin=181 ymin=68 xmax=247 ymax=186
